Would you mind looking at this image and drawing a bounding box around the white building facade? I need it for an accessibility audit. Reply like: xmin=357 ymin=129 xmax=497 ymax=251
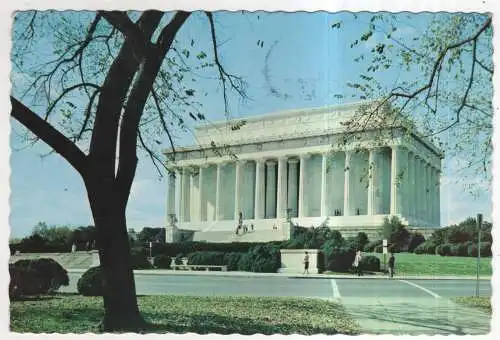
xmin=164 ymin=103 xmax=442 ymax=243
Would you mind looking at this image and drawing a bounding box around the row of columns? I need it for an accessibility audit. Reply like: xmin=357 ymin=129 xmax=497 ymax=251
xmin=167 ymin=145 xmax=441 ymax=227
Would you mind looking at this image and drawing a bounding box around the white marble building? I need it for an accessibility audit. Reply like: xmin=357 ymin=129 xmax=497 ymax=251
xmin=164 ymin=102 xmax=442 ymax=243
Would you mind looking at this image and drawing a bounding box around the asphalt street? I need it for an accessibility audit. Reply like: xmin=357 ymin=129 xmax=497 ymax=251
xmin=60 ymin=272 xmax=491 ymax=299
xmin=60 ymin=272 xmax=492 ymax=334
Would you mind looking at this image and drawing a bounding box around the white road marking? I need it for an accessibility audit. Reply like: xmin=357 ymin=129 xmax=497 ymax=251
xmin=330 ymin=279 xmax=341 ymax=299
xmin=399 ymin=279 xmax=441 ymax=298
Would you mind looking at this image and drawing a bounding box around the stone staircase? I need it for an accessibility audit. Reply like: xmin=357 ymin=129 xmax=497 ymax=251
xmin=193 ymin=228 xmax=288 ymax=243
xmin=9 ymin=251 xmax=99 ymax=270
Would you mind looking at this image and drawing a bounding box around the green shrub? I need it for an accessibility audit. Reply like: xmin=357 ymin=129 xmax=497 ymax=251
xmin=130 ymin=247 xmax=153 ymax=269
xmin=11 ymin=258 xmax=69 ymax=294
xmin=468 ymin=242 xmax=492 ymax=257
xmin=243 ymin=244 xmax=281 ymax=273
xmin=374 ymin=244 xmax=383 ymax=253
xmin=223 ymin=252 xmax=245 ymax=271
xmin=436 ymin=244 xmax=453 ymax=256
xmin=187 ymin=251 xmax=225 ymax=267
xmin=153 ymin=254 xmax=172 ymax=269
xmin=151 ymin=241 xmax=283 ymax=258
xmin=364 ymin=240 xmax=381 ymax=252
xmin=360 ymin=255 xmax=380 ymax=272
xmin=9 ymin=265 xmax=46 ymax=299
xmin=77 ymin=266 xmax=104 ymax=296
xmin=322 ymin=239 xmax=356 ymax=272
xmin=237 ymin=253 xmax=252 ymax=271
xmin=414 ymin=241 xmax=437 ymax=255
xmin=407 ymin=233 xmax=426 ymax=252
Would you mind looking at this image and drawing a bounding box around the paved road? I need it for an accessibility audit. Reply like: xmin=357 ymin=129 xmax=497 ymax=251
xmin=61 ymin=272 xmax=491 ymax=299
xmin=61 ymin=273 xmax=491 ymax=335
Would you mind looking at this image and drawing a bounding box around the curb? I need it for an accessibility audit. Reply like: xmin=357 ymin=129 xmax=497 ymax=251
xmin=66 ymin=269 xmax=491 ymax=281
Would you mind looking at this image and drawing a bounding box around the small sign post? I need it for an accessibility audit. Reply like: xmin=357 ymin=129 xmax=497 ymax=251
xmin=382 ymin=239 xmax=388 ymax=272
xmin=476 ymin=213 xmax=482 ymax=297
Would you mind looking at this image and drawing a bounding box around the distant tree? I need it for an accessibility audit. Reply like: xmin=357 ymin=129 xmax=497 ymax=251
xmin=379 ymin=216 xmax=410 ymax=251
xmin=137 ymin=227 xmax=165 ymax=244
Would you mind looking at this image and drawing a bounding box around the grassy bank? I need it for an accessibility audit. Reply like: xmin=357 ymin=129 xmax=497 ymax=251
xmin=10 ymin=294 xmax=360 ymax=334
xmin=366 ymin=252 xmax=492 ymax=276
xmin=453 ymin=297 xmax=492 ymax=314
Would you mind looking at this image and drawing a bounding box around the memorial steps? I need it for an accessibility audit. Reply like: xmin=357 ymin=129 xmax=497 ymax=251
xmin=9 ymin=251 xmax=99 ymax=270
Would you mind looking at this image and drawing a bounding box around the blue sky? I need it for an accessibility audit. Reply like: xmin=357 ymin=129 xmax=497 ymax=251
xmin=9 ymin=11 xmax=492 ymax=238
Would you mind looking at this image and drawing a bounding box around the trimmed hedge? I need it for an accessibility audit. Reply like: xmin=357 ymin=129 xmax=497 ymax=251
xmin=407 ymin=233 xmax=426 ymax=253
xmin=131 ymin=247 xmax=153 ymax=269
xmin=186 ymin=251 xmax=225 ymax=267
xmin=77 ymin=266 xmax=103 ymax=296
xmin=148 ymin=241 xmax=284 ymax=258
xmin=223 ymin=252 xmax=245 ymax=271
xmin=360 ymin=255 xmax=380 ymax=272
xmin=153 ymin=254 xmax=171 ymax=269
xmin=9 ymin=258 xmax=69 ymax=298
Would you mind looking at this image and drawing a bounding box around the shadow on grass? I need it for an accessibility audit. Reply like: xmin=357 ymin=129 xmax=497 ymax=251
xmin=140 ymin=311 xmax=348 ymax=335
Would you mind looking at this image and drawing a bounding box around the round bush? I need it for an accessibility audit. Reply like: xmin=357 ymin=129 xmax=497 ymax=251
xmin=153 ymin=254 xmax=171 ymax=269
xmin=9 ymin=265 xmax=46 ymax=299
xmin=436 ymin=244 xmax=452 ymax=256
xmin=77 ymin=266 xmax=104 ymax=296
xmin=243 ymin=244 xmax=280 ymax=273
xmin=360 ymin=255 xmax=381 ymax=272
xmin=11 ymin=258 xmax=69 ymax=294
xmin=223 ymin=252 xmax=244 ymax=271
xmin=374 ymin=244 xmax=383 ymax=253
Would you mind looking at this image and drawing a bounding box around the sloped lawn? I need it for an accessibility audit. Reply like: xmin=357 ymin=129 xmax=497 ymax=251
xmin=366 ymin=252 xmax=492 ymax=276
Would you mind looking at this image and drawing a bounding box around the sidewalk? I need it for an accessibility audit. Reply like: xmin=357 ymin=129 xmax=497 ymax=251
xmin=66 ymin=268 xmax=491 ymax=280
xmin=341 ymin=296 xmax=491 ymax=335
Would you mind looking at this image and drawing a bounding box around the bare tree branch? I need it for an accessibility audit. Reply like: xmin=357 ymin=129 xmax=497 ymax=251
xmin=206 ymin=12 xmax=247 ymax=115
xmin=45 ymin=82 xmax=100 ymax=119
xmin=11 ymin=96 xmax=87 ymax=176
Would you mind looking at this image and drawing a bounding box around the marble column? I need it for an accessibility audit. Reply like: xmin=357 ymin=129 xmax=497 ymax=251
xmin=425 ymin=162 xmax=431 ymax=226
xmin=299 ymin=154 xmax=309 ymax=217
xmin=277 ymin=157 xmax=287 ymax=218
xmin=190 ymin=167 xmax=199 ymax=222
xmin=436 ymin=169 xmax=441 ymax=227
xmin=215 ymin=163 xmax=222 ymax=221
xmin=182 ymin=168 xmax=191 ymax=222
xmin=390 ymin=146 xmax=403 ymax=215
xmin=287 ymin=158 xmax=299 ymax=217
xmin=254 ymin=160 xmax=265 ymax=219
xmin=320 ymin=153 xmax=329 ymax=216
xmin=367 ymin=149 xmax=375 ymax=215
xmin=429 ymin=166 xmax=435 ymax=226
xmin=343 ymin=151 xmax=351 ymax=216
xmin=167 ymin=170 xmax=176 ymax=216
xmin=265 ymin=160 xmax=277 ymax=218
xmin=407 ymin=153 xmax=414 ymax=221
xmin=198 ymin=166 xmax=205 ymax=222
xmin=417 ymin=157 xmax=424 ymax=223
xmin=234 ymin=161 xmax=243 ymax=220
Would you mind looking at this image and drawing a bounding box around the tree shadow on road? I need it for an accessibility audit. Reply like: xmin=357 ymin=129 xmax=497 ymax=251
xmin=342 ymin=298 xmax=491 ymax=335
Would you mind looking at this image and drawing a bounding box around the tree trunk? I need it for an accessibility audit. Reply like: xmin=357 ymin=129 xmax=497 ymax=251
xmin=86 ymin=180 xmax=146 ymax=332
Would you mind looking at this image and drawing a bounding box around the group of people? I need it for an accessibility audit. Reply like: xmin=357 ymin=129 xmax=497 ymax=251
xmin=302 ymin=250 xmax=396 ymax=278
xmin=235 ymin=212 xmax=254 ymax=235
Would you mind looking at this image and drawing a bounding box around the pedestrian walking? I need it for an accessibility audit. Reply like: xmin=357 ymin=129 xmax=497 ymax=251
xmin=388 ymin=252 xmax=395 ymax=278
xmin=303 ymin=251 xmax=310 ymax=275
xmin=353 ymin=250 xmax=363 ymax=276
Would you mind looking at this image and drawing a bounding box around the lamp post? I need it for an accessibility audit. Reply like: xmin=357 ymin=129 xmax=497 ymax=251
xmin=476 ymin=213 xmax=482 ymax=297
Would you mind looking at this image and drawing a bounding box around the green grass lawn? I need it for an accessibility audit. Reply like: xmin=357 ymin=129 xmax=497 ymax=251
xmin=453 ymin=297 xmax=492 ymax=314
xmin=10 ymin=294 xmax=360 ymax=334
xmin=366 ymin=252 xmax=492 ymax=276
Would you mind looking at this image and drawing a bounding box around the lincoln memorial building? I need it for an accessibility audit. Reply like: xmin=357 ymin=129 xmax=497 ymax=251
xmin=164 ymin=102 xmax=442 ymax=243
